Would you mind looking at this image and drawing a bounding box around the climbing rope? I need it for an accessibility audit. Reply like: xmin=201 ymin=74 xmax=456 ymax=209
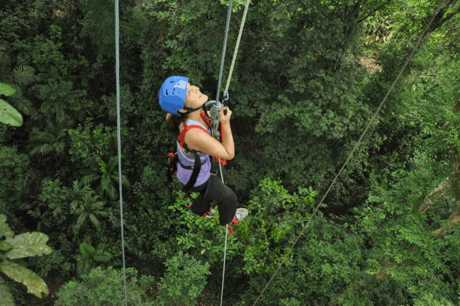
xmin=216 ymin=0 xmax=233 ymax=104
xmin=224 ymin=0 xmax=251 ymax=99
xmin=217 ymin=3 xmax=233 ymax=305
xmin=215 ymin=1 xmax=251 ymax=305
xmin=251 ymin=1 xmax=451 ymax=305
xmin=216 ymin=0 xmax=252 ymax=103
xmin=220 ymin=224 xmax=229 ymax=306
xmin=114 ymin=0 xmax=128 ymax=305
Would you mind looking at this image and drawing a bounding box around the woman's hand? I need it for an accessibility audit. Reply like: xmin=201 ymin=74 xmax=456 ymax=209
xmin=185 ymin=105 xmax=235 ymax=160
xmin=220 ymin=107 xmax=232 ymax=124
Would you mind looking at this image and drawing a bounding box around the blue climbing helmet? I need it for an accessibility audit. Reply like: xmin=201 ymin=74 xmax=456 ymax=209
xmin=158 ymin=76 xmax=189 ymax=116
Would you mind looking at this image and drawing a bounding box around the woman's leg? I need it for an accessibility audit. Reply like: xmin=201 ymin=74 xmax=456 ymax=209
xmin=202 ymin=175 xmax=238 ymax=225
xmin=190 ymin=182 xmax=212 ymax=216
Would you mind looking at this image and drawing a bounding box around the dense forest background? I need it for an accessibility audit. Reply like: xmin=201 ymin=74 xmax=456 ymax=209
xmin=0 ymin=0 xmax=459 ymax=305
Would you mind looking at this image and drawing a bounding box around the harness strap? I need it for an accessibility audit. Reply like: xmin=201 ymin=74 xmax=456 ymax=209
xmin=177 ymin=118 xmax=227 ymax=170
xmin=219 ymin=124 xmax=227 ymax=166
xmin=177 ymin=122 xmax=209 ymax=191
xmin=200 ymin=111 xmax=228 ymax=166
xmin=182 ymin=151 xmax=202 ymax=192
xmin=178 ymin=123 xmax=209 ymax=149
xmin=200 ymin=111 xmax=212 ymax=128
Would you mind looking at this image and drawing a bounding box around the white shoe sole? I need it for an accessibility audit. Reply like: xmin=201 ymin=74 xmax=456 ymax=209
xmin=235 ymin=208 xmax=248 ymax=222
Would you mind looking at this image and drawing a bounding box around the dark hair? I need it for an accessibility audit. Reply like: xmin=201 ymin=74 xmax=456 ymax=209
xmin=165 ymin=113 xmax=186 ymax=133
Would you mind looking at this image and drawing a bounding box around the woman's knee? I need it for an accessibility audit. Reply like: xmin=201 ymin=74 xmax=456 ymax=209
xmin=222 ymin=187 xmax=237 ymax=207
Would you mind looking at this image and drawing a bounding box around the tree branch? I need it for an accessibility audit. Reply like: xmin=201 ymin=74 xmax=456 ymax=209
xmin=426 ymin=0 xmax=458 ymax=34
xmin=436 ymin=6 xmax=460 ymax=27
xmin=419 ymin=177 xmax=450 ymax=213
xmin=433 ymin=209 xmax=460 ymax=237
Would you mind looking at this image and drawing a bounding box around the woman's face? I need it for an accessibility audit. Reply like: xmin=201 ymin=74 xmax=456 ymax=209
xmin=185 ymin=84 xmax=208 ymax=109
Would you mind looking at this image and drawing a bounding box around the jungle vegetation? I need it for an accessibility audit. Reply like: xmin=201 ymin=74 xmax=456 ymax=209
xmin=0 ymin=0 xmax=459 ymax=305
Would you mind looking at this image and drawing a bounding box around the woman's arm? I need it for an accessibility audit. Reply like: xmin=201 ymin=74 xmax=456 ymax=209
xmin=185 ymin=107 xmax=235 ymax=160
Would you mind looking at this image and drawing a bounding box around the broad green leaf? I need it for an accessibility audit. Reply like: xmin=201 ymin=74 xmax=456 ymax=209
xmin=89 ymin=213 xmax=101 ymax=229
xmin=94 ymin=252 xmax=112 ymax=263
xmin=0 ymin=278 xmax=15 ymax=306
xmin=79 ymin=242 xmax=95 ymax=255
xmin=0 ymin=99 xmax=23 ymax=127
xmin=5 ymin=233 xmax=52 ymax=259
xmin=0 ymin=261 xmax=49 ymax=298
xmin=0 ymin=215 xmax=14 ymax=239
xmin=75 ymin=214 xmax=87 ymax=232
xmin=0 ymin=83 xmax=16 ymax=97
xmin=0 ymin=241 xmax=13 ymax=252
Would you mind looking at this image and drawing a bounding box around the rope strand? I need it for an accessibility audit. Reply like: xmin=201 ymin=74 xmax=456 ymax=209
xmin=216 ymin=1 xmax=251 ymax=304
xmin=224 ymin=0 xmax=251 ymax=97
xmin=216 ymin=2 xmax=234 ymax=305
xmin=114 ymin=0 xmax=128 ymax=305
xmin=216 ymin=1 xmax=233 ymax=103
xmin=220 ymin=224 xmax=229 ymax=306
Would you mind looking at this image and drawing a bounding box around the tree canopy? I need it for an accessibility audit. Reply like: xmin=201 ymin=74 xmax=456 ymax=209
xmin=0 ymin=0 xmax=459 ymax=304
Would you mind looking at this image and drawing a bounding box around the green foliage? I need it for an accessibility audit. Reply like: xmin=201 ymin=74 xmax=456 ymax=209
xmin=398 ymin=55 xmax=460 ymax=158
xmin=0 ymin=277 xmax=15 ymax=306
xmin=240 ymin=178 xmax=317 ymax=275
xmin=156 ymin=253 xmax=210 ymax=306
xmin=354 ymin=147 xmax=459 ymax=303
xmin=413 ymin=293 xmax=455 ymax=306
xmin=69 ymin=180 xmax=108 ymax=235
xmin=55 ymin=267 xmax=155 ymax=306
xmin=4 ymin=233 xmax=52 ymax=260
xmin=0 ymin=146 xmax=29 ymax=216
xmin=238 ymin=178 xmax=365 ymax=304
xmin=68 ymin=124 xmax=128 ymax=200
xmin=167 ymin=191 xmax=243 ymax=265
xmin=0 ymin=215 xmax=14 ymax=239
xmin=0 ymin=82 xmax=16 ymax=97
xmin=0 ymin=99 xmax=23 ymax=127
xmin=80 ymin=0 xmax=115 ymax=58
xmin=28 ymin=122 xmax=67 ymax=156
xmin=32 ymin=177 xmax=114 ymax=284
xmin=76 ymin=242 xmax=113 ymax=276
xmin=1 ymin=0 xmax=459 ymax=304
xmin=0 ymin=261 xmax=49 ymax=299
xmin=38 ymin=178 xmax=109 ymax=237
xmin=0 ymin=82 xmax=22 ymax=127
xmin=0 ymin=214 xmax=52 ymax=302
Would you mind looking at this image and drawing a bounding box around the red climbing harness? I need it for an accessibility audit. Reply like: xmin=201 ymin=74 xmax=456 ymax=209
xmin=177 ymin=111 xmax=227 ymax=166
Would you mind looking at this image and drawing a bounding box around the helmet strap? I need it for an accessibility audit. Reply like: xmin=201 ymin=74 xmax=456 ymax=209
xmin=177 ymin=105 xmax=202 ymax=117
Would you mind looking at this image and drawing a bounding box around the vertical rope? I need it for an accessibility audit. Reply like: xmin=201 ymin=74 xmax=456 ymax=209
xmin=217 ymin=2 xmax=233 ymax=305
xmin=217 ymin=1 xmax=251 ymax=304
xmin=216 ymin=0 xmax=233 ymax=103
xmin=224 ymin=0 xmax=251 ymax=97
xmin=218 ymin=163 xmax=225 ymax=184
xmin=114 ymin=0 xmax=128 ymax=305
xmin=220 ymin=224 xmax=229 ymax=306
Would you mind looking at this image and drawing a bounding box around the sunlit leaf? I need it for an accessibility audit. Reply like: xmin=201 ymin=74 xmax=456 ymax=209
xmin=0 ymin=214 xmax=14 ymax=239
xmin=0 ymin=83 xmax=16 ymax=97
xmin=0 ymin=261 xmax=49 ymax=298
xmin=0 ymin=99 xmax=23 ymax=127
xmin=5 ymin=233 xmax=52 ymax=259
xmin=0 ymin=241 xmax=13 ymax=252
xmin=0 ymin=278 xmax=15 ymax=306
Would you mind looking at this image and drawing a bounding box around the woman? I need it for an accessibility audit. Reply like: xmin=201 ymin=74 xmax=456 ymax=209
xmin=158 ymin=75 xmax=247 ymax=233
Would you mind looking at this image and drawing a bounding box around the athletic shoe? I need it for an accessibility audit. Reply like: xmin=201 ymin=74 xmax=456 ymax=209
xmin=232 ymin=208 xmax=248 ymax=224
xmin=227 ymin=208 xmax=249 ymax=235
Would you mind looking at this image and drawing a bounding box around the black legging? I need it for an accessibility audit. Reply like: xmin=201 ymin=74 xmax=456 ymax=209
xmin=190 ymin=174 xmax=238 ymax=225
